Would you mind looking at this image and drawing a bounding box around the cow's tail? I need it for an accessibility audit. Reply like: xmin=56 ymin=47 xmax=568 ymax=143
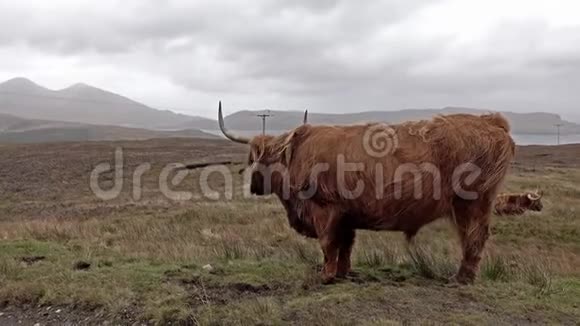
xmin=480 ymin=120 xmax=516 ymax=194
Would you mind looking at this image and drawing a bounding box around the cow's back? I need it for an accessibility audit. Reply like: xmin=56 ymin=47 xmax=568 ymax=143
xmin=288 ymin=113 xmax=515 ymax=231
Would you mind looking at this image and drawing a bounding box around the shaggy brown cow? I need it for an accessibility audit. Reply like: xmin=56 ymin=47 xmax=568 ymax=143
xmin=494 ymin=191 xmax=544 ymax=216
xmin=218 ymin=102 xmax=515 ymax=284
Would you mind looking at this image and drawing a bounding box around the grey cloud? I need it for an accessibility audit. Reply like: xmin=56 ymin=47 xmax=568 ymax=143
xmin=0 ymin=0 xmax=579 ymax=119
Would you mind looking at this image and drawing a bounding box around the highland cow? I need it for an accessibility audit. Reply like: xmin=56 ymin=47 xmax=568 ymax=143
xmin=218 ymin=102 xmax=515 ymax=284
xmin=494 ymin=191 xmax=544 ymax=216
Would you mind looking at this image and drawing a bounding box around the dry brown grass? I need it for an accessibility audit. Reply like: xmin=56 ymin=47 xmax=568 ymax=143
xmin=0 ymin=139 xmax=579 ymax=325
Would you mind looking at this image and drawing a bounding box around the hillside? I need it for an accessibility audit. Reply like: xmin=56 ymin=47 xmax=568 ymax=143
xmin=0 ymin=113 xmax=218 ymax=143
xmin=0 ymin=77 xmax=215 ymax=130
xmin=2 ymin=77 xmax=579 ymax=136
xmin=0 ymin=112 xmax=79 ymax=132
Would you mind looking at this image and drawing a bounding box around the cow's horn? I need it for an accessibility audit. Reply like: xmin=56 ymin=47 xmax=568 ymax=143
xmin=527 ymin=192 xmax=541 ymax=201
xmin=218 ymin=101 xmax=250 ymax=144
xmin=303 ymin=109 xmax=308 ymax=124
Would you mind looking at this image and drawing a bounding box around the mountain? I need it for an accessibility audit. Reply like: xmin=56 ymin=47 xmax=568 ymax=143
xmin=2 ymin=77 xmax=578 ymax=136
xmin=217 ymin=107 xmax=580 ymax=135
xmin=0 ymin=77 xmax=215 ymax=130
xmin=0 ymin=113 xmax=218 ymax=144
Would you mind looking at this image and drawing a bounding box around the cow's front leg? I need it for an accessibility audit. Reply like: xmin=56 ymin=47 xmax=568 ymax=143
xmin=313 ymin=206 xmax=342 ymax=284
xmin=318 ymin=234 xmax=340 ymax=283
xmin=336 ymin=228 xmax=355 ymax=278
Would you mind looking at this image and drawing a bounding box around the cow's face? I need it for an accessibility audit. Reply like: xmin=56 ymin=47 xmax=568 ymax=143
xmin=248 ymin=145 xmax=267 ymax=195
xmin=246 ymin=135 xmax=286 ymax=196
xmin=526 ymin=191 xmax=544 ymax=212
xmin=217 ymin=102 xmax=306 ymax=197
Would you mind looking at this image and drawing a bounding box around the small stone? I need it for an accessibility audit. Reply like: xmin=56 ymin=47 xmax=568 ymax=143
xmin=73 ymin=261 xmax=91 ymax=270
xmin=34 ymin=323 xmax=41 ymax=326
xmin=0 ymin=312 xmax=4 ymax=316
xmin=55 ymin=309 xmax=61 ymax=314
xmin=202 ymin=264 xmax=213 ymax=272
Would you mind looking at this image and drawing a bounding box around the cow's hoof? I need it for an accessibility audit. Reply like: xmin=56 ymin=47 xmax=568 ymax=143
xmin=449 ymin=274 xmax=474 ymax=285
xmin=336 ymin=269 xmax=354 ymax=279
xmin=321 ymin=274 xmax=336 ymax=285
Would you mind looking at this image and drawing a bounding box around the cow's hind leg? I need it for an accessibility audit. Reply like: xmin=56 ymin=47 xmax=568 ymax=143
xmin=452 ymin=196 xmax=493 ymax=284
xmin=336 ymin=228 xmax=355 ymax=278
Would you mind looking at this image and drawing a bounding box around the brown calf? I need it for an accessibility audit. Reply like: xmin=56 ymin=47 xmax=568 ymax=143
xmin=494 ymin=191 xmax=544 ymax=216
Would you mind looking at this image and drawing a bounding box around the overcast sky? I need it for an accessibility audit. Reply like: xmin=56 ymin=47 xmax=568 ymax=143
xmin=0 ymin=0 xmax=579 ymax=120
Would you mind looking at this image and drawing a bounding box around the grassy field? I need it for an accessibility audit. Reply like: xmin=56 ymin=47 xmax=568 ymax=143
xmin=0 ymin=139 xmax=579 ymax=325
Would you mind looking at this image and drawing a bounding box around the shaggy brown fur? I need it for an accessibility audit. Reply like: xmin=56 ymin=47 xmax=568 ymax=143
xmin=229 ymin=112 xmax=515 ymax=284
xmin=494 ymin=191 xmax=544 ymax=216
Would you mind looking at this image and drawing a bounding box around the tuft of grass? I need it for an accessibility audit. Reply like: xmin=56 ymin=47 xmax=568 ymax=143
xmin=0 ymin=257 xmax=21 ymax=282
xmin=215 ymin=239 xmax=247 ymax=261
xmin=356 ymin=243 xmax=400 ymax=269
xmin=406 ymin=246 xmax=455 ymax=280
xmin=358 ymin=249 xmax=386 ymax=268
xmin=0 ymin=282 xmax=46 ymax=306
xmin=143 ymin=283 xmax=194 ymax=325
xmin=520 ymin=258 xmax=554 ymax=295
xmin=300 ymin=265 xmax=323 ymax=290
xmin=290 ymin=241 xmax=320 ymax=265
xmin=196 ymin=296 xmax=282 ymax=326
xmin=250 ymin=243 xmax=276 ymax=261
xmin=481 ymin=255 xmax=513 ymax=282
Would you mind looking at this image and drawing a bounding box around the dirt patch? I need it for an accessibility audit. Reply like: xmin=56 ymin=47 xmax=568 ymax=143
xmin=169 ymin=273 xmax=291 ymax=308
xmin=20 ymin=256 xmax=45 ymax=265
xmin=0 ymin=305 xmax=144 ymax=326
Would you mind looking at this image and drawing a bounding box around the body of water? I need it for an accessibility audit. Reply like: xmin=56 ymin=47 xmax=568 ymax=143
xmin=204 ymin=130 xmax=580 ymax=146
xmin=512 ymin=134 xmax=580 ymax=145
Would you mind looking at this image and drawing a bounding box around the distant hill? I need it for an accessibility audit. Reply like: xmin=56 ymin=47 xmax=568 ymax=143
xmin=216 ymin=107 xmax=580 ymax=135
xmin=0 ymin=77 xmax=215 ymax=130
xmin=0 ymin=112 xmax=79 ymax=132
xmin=0 ymin=113 xmax=218 ymax=143
xmin=2 ymin=77 xmax=579 ymax=136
